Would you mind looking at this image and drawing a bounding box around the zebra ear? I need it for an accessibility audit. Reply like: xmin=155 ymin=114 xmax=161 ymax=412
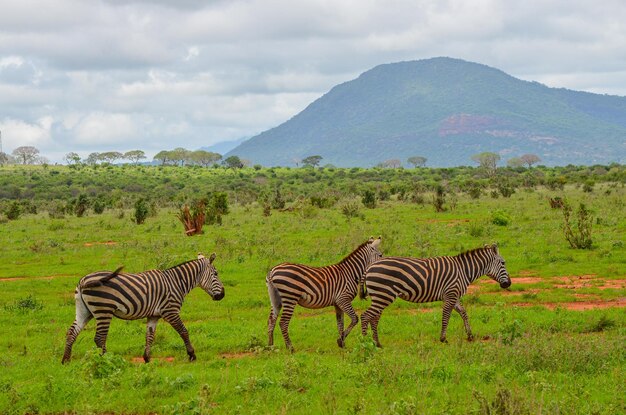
xmin=197 ymin=253 xmax=205 ymax=259
xmin=209 ymin=252 xmax=216 ymax=263
xmin=368 ymin=236 xmax=374 ymax=242
xmin=371 ymin=238 xmax=381 ymax=248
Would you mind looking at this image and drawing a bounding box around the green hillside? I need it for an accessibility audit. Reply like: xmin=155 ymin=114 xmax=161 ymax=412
xmin=227 ymin=57 xmax=626 ymax=166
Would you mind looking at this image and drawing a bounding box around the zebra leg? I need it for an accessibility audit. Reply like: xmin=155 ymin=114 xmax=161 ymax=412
xmin=62 ymin=297 xmax=93 ymax=364
xmin=336 ymin=299 xmax=359 ymax=346
xmin=454 ymin=302 xmax=473 ymax=341
xmin=268 ymin=308 xmax=278 ymax=347
xmin=278 ymin=300 xmax=297 ymax=353
xmin=440 ymin=297 xmax=457 ymax=343
xmin=163 ymin=313 xmax=196 ymax=361
xmin=370 ymin=313 xmax=383 ymax=348
xmin=334 ymin=305 xmax=345 ymax=348
xmin=93 ymin=313 xmax=114 ymax=354
xmin=143 ymin=317 xmax=159 ymax=363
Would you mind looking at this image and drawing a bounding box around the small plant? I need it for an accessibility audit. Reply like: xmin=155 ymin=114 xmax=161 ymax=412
xmin=132 ymin=198 xmax=149 ymax=225
xmin=431 ymin=185 xmax=446 ymax=212
xmin=92 ymin=198 xmax=105 ymax=214
xmin=491 ymin=210 xmax=511 ymax=226
xmin=81 ymin=349 xmax=128 ymax=380
xmin=549 ymin=197 xmax=564 ymax=209
xmin=4 ymin=294 xmax=44 ymax=313
xmin=74 ymin=194 xmax=89 ymax=217
xmin=177 ymin=199 xmax=206 ymax=235
xmin=362 ymin=190 xmax=377 ymax=208
xmin=563 ymin=202 xmax=593 ymax=249
xmin=585 ymin=315 xmax=615 ymax=333
xmin=340 ymin=200 xmax=361 ymax=219
xmin=582 ymin=181 xmax=594 ymax=193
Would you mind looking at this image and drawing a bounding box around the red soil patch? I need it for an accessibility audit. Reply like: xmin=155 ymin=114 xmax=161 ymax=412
xmin=131 ymin=356 xmax=175 ymax=363
xmin=420 ymin=218 xmax=470 ymax=226
xmin=83 ymin=241 xmax=117 ymax=247
xmin=220 ymin=352 xmax=254 ymax=359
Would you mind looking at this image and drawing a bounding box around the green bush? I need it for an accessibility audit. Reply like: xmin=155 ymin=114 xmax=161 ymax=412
xmin=491 ymin=210 xmax=511 ymax=226
xmin=5 ymin=201 xmax=20 ymax=220
xmin=563 ymin=202 xmax=593 ymax=249
xmin=132 ymin=198 xmax=149 ymax=224
xmin=362 ymin=190 xmax=377 ymax=208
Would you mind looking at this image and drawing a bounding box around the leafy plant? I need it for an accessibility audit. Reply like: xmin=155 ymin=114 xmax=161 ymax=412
xmin=431 ymin=185 xmax=446 ymax=212
xmin=177 ymin=199 xmax=206 ymax=235
xmin=563 ymin=202 xmax=593 ymax=249
xmin=5 ymin=201 xmax=20 ymax=220
xmin=361 ymin=190 xmax=377 ymax=208
xmin=491 ymin=210 xmax=511 ymax=226
xmin=132 ymin=198 xmax=149 ymax=225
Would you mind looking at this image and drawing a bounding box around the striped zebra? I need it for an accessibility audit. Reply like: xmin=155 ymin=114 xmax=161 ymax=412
xmin=62 ymin=253 xmax=224 ymax=364
xmin=267 ymin=237 xmax=382 ymax=352
xmin=360 ymin=244 xmax=510 ymax=346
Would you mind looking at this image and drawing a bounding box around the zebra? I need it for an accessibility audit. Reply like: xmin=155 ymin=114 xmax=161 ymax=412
xmin=360 ymin=244 xmax=510 ymax=346
xmin=62 ymin=253 xmax=224 ymax=364
xmin=266 ymin=237 xmax=382 ymax=352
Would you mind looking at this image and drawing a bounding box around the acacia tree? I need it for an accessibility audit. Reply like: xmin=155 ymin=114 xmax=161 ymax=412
xmin=520 ymin=154 xmax=541 ymax=168
xmin=64 ymin=152 xmax=81 ymax=165
xmin=471 ymin=152 xmax=501 ymax=176
xmin=190 ymin=150 xmax=222 ymax=167
xmin=0 ymin=152 xmax=10 ymax=165
xmin=170 ymin=148 xmax=191 ymax=166
xmin=224 ymin=155 xmax=243 ymax=169
xmin=86 ymin=152 xmax=101 ymax=165
xmin=12 ymin=146 xmax=40 ymax=164
xmin=100 ymin=151 xmax=123 ymax=164
xmin=407 ymin=156 xmax=427 ymax=168
xmin=124 ymin=150 xmax=146 ymax=165
xmin=380 ymin=159 xmax=401 ymax=168
xmin=302 ymin=155 xmax=323 ymax=167
xmin=507 ymin=157 xmax=524 ymax=168
xmin=153 ymin=150 xmax=171 ymax=165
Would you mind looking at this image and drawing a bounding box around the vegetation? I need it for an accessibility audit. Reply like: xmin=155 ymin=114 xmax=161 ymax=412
xmin=0 ymin=163 xmax=624 ymax=414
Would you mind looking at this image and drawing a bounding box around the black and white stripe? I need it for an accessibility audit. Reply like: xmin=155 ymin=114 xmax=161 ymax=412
xmin=62 ymin=253 xmax=224 ymax=363
xmin=361 ymin=244 xmax=510 ymax=346
xmin=267 ymin=237 xmax=382 ymax=352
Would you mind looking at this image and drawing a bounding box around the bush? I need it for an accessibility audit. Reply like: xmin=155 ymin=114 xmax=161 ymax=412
xmin=491 ymin=210 xmax=511 ymax=226
xmin=563 ymin=202 xmax=593 ymax=249
xmin=132 ymin=198 xmax=149 ymax=225
xmin=340 ymin=200 xmax=361 ymax=219
xmin=74 ymin=194 xmax=89 ymax=217
xmin=92 ymin=198 xmax=105 ymax=214
xmin=362 ymin=190 xmax=377 ymax=208
xmin=431 ymin=185 xmax=446 ymax=212
xmin=5 ymin=201 xmax=20 ymax=220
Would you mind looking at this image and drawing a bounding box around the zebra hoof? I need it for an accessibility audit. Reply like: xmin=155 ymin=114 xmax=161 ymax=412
xmin=188 ymin=352 xmax=197 ymax=361
xmin=337 ymin=338 xmax=345 ymax=348
xmin=440 ymin=337 xmax=448 ymax=344
xmin=61 ymin=357 xmax=69 ymax=364
xmin=467 ymin=335 xmax=475 ymax=342
xmin=143 ymin=353 xmax=150 ymax=363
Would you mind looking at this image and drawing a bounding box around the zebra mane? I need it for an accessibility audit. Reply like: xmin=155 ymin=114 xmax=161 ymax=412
xmin=456 ymin=245 xmax=496 ymax=259
xmin=164 ymin=258 xmax=201 ymax=271
xmin=337 ymin=241 xmax=371 ymax=264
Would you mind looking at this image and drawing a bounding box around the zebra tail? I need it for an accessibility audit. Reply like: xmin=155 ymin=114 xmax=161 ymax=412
xmin=81 ymin=266 xmax=124 ymax=288
xmin=359 ymin=274 xmax=368 ymax=299
xmin=266 ymin=275 xmax=282 ymax=318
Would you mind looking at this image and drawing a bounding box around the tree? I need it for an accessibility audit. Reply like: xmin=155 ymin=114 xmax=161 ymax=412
xmin=223 ymin=155 xmax=243 ymax=169
xmin=64 ymin=152 xmax=81 ymax=165
xmin=86 ymin=152 xmax=101 ymax=165
xmin=170 ymin=147 xmax=191 ymax=166
xmin=190 ymin=150 xmax=222 ymax=167
xmin=507 ymin=157 xmax=524 ymax=168
xmin=12 ymin=146 xmax=40 ymax=164
xmin=301 ymin=155 xmax=323 ymax=168
xmin=0 ymin=152 xmax=10 ymax=165
xmin=380 ymin=159 xmax=401 ymax=168
xmin=100 ymin=151 xmax=123 ymax=164
xmin=407 ymin=156 xmax=427 ymax=168
xmin=124 ymin=150 xmax=146 ymax=165
xmin=471 ymin=152 xmax=501 ymax=175
xmin=153 ymin=150 xmax=172 ymax=165
xmin=520 ymin=154 xmax=541 ymax=168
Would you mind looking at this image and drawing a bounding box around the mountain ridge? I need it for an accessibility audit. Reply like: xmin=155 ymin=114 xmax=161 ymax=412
xmin=226 ymin=57 xmax=626 ymax=166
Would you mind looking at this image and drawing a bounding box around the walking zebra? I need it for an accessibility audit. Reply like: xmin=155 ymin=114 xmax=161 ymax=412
xmin=62 ymin=253 xmax=224 ymax=364
xmin=267 ymin=237 xmax=382 ymax=352
xmin=361 ymin=244 xmax=510 ymax=346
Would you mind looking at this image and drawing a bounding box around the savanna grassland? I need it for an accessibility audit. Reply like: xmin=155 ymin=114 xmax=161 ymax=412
xmin=0 ymin=163 xmax=625 ymax=414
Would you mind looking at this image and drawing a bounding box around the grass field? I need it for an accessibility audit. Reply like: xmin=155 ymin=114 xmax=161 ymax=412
xmin=0 ymin=170 xmax=625 ymax=414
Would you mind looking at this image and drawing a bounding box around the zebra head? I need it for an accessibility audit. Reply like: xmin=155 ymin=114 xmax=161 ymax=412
xmin=197 ymin=253 xmax=225 ymax=300
xmin=366 ymin=236 xmax=383 ymax=264
xmin=484 ymin=244 xmax=511 ymax=289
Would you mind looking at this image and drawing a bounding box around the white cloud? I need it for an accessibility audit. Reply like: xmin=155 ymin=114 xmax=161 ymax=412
xmin=0 ymin=117 xmax=54 ymax=150
xmin=73 ymin=113 xmax=139 ymax=145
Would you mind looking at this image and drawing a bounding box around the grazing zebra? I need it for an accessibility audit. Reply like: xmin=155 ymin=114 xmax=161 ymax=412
xmin=361 ymin=244 xmax=510 ymax=346
xmin=267 ymin=237 xmax=382 ymax=352
xmin=62 ymin=253 xmax=224 ymax=364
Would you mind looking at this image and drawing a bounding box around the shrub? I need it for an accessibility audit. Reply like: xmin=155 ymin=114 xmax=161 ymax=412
xmin=583 ymin=181 xmax=594 ymax=193
xmin=132 ymin=198 xmax=149 ymax=225
xmin=4 ymin=294 xmax=44 ymax=313
xmin=5 ymin=201 xmax=20 ymax=220
xmin=177 ymin=199 xmax=207 ymax=235
xmin=431 ymin=185 xmax=446 ymax=212
xmin=362 ymin=190 xmax=377 ymax=208
xmin=310 ymin=195 xmax=336 ymax=209
xmin=340 ymin=200 xmax=361 ymax=219
xmin=74 ymin=194 xmax=89 ymax=217
xmin=92 ymin=198 xmax=105 ymax=214
xmin=563 ymin=202 xmax=593 ymax=249
xmin=491 ymin=210 xmax=511 ymax=226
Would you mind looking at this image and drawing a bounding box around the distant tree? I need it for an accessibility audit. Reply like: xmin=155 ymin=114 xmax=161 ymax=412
xmin=100 ymin=151 xmax=123 ymax=164
xmin=407 ymin=156 xmax=427 ymax=168
xmin=302 ymin=155 xmax=323 ymax=167
xmin=507 ymin=157 xmax=524 ymax=168
xmin=124 ymin=150 xmax=146 ymax=165
xmin=240 ymin=158 xmax=251 ymax=168
xmin=153 ymin=150 xmax=172 ymax=165
xmin=520 ymin=154 xmax=541 ymax=168
xmin=0 ymin=152 xmax=8 ymax=165
xmin=86 ymin=152 xmax=101 ymax=165
xmin=12 ymin=146 xmax=39 ymax=164
xmin=170 ymin=147 xmax=191 ymax=166
xmin=64 ymin=152 xmax=81 ymax=165
xmin=471 ymin=152 xmax=501 ymax=175
xmin=224 ymin=155 xmax=243 ymax=169
xmin=381 ymin=159 xmax=401 ymax=168
xmin=190 ymin=150 xmax=222 ymax=167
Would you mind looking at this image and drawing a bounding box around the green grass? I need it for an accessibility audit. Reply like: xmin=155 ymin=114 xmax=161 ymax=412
xmin=0 ymin=168 xmax=625 ymax=414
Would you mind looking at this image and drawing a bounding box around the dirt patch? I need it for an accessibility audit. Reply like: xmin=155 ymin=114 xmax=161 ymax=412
xmin=0 ymin=274 xmax=75 ymax=282
xmin=555 ymin=278 xmax=626 ymax=290
xmin=131 ymin=356 xmax=175 ymax=363
xmin=221 ymin=352 xmax=254 ymax=359
xmin=420 ymin=218 xmax=470 ymax=226
xmin=513 ymin=299 xmax=626 ymax=311
xmin=84 ymin=241 xmax=117 ymax=247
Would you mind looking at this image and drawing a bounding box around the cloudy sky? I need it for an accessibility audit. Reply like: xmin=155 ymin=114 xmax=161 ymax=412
xmin=1 ymin=0 xmax=626 ymax=162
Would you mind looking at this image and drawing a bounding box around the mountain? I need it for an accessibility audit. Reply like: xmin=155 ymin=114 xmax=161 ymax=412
xmin=225 ymin=57 xmax=626 ymax=167
xmin=200 ymin=137 xmax=248 ymax=155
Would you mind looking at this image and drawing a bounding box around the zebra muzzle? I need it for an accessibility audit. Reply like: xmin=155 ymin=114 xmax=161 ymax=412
xmin=213 ymin=290 xmax=225 ymax=301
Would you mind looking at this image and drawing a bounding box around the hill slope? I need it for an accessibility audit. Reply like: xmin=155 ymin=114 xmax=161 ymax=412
xmin=227 ymin=57 xmax=626 ymax=166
